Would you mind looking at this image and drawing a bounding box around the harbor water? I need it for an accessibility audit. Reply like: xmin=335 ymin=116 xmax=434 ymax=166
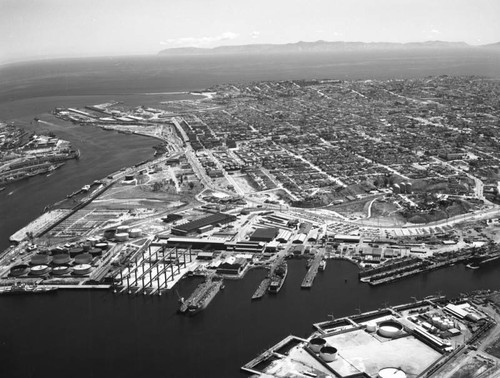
xmin=1 ymin=260 xmax=500 ymax=378
xmin=1 ymin=52 xmax=500 ymax=377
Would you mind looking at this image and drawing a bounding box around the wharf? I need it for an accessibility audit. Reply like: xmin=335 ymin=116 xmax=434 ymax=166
xmin=252 ymin=277 xmax=271 ymax=300
xmin=241 ymin=335 xmax=307 ymax=375
xmin=45 ymin=284 xmax=111 ymax=290
xmin=367 ymin=255 xmax=471 ymax=286
xmin=301 ymin=252 xmax=324 ymax=289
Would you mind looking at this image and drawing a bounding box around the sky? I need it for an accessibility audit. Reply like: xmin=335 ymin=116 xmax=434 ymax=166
xmin=1 ymin=0 xmax=499 ymax=64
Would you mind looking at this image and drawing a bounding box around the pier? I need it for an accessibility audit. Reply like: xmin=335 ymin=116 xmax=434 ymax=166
xmin=301 ymin=250 xmax=324 ymax=289
xmin=241 ymin=335 xmax=307 ymax=375
xmin=366 ymin=253 xmax=478 ymax=286
xmin=252 ymin=277 xmax=271 ymax=300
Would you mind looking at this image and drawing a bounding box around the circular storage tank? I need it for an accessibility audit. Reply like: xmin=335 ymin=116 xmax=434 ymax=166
xmin=378 ymin=368 xmax=407 ymax=378
xmin=116 ymin=226 xmax=130 ymax=234
xmin=378 ymin=320 xmax=404 ymax=339
xmin=89 ymin=248 xmax=102 ymax=257
xmin=309 ymin=337 xmax=327 ymax=353
xmin=30 ymin=254 xmax=50 ymax=265
xmin=52 ymin=265 xmax=70 ymax=275
xmin=366 ymin=322 xmax=377 ymax=333
xmin=73 ymin=264 xmax=91 ymax=275
xmin=69 ymin=247 xmax=84 ymax=258
xmin=74 ymin=253 xmax=92 ymax=265
xmin=103 ymin=229 xmax=116 ymax=240
xmin=52 ymin=254 xmax=71 ymax=265
xmin=30 ymin=265 xmax=50 ymax=276
xmin=319 ymin=346 xmax=338 ymax=362
xmin=129 ymin=228 xmax=142 ymax=238
xmin=95 ymin=242 xmax=108 ymax=250
xmin=114 ymin=232 xmax=129 ymax=242
xmin=50 ymin=247 xmax=63 ymax=255
xmin=9 ymin=264 xmax=30 ymax=277
xmin=82 ymin=244 xmax=91 ymax=252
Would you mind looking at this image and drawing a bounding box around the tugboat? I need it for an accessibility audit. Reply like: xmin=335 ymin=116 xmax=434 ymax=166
xmin=0 ymin=282 xmax=58 ymax=295
xmin=268 ymin=262 xmax=288 ymax=294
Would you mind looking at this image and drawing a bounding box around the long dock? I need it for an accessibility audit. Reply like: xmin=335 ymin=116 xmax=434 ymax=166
xmin=301 ymin=252 xmax=324 ymax=289
xmin=367 ymin=254 xmax=475 ymax=286
xmin=252 ymin=277 xmax=271 ymax=300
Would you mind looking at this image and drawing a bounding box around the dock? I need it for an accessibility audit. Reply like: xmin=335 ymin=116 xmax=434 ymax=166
xmin=252 ymin=277 xmax=271 ymax=300
xmin=366 ymin=254 xmax=475 ymax=286
xmin=301 ymin=251 xmax=324 ymax=289
xmin=241 ymin=335 xmax=307 ymax=375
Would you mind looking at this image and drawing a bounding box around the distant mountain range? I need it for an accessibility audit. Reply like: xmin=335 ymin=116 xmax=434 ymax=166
xmin=159 ymin=40 xmax=500 ymax=56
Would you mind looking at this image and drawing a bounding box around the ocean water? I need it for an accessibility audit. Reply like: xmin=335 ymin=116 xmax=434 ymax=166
xmin=1 ymin=49 xmax=499 ymax=103
xmin=1 ymin=51 xmax=500 ymax=378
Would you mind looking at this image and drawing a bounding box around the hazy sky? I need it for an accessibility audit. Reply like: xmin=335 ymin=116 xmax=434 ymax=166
xmin=1 ymin=0 xmax=499 ymax=64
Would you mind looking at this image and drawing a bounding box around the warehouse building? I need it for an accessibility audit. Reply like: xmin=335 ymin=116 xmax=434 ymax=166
xmin=171 ymin=212 xmax=237 ymax=236
xmin=249 ymin=227 xmax=279 ymax=242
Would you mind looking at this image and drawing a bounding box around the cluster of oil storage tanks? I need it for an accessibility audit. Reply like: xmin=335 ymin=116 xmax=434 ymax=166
xmin=9 ymin=241 xmax=109 ymax=278
xmin=104 ymin=226 xmax=142 ymax=242
xmin=392 ymin=182 xmax=413 ymax=194
xmin=308 ymin=337 xmax=338 ymax=362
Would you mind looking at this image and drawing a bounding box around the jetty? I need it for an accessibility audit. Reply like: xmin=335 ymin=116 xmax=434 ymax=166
xmin=252 ymin=277 xmax=271 ymax=300
xmin=301 ymin=250 xmax=324 ymax=289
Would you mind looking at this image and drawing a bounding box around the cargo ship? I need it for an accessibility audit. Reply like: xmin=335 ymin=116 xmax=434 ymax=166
xmin=0 ymin=283 xmax=58 ymax=295
xmin=268 ymin=262 xmax=288 ymax=294
xmin=179 ymin=276 xmax=224 ymax=315
xmin=466 ymin=252 xmax=500 ymax=269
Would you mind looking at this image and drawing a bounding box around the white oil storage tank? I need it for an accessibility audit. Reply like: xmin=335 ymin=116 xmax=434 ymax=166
xmin=30 ymin=265 xmax=50 ymax=276
xmin=319 ymin=346 xmax=338 ymax=362
xmin=114 ymin=233 xmax=129 ymax=242
xmin=73 ymin=264 xmax=91 ymax=275
xmin=129 ymin=228 xmax=142 ymax=238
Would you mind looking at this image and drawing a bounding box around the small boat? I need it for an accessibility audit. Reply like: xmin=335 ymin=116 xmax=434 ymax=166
xmin=319 ymin=260 xmax=327 ymax=271
xmin=466 ymin=263 xmax=480 ymax=270
xmin=0 ymin=187 xmax=5 ymax=192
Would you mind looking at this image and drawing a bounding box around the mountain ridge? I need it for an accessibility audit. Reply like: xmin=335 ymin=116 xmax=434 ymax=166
xmin=158 ymin=40 xmax=492 ymax=56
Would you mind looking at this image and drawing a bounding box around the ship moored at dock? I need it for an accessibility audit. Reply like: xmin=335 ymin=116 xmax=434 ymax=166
xmin=268 ymin=262 xmax=287 ymax=294
xmin=179 ymin=276 xmax=224 ymax=315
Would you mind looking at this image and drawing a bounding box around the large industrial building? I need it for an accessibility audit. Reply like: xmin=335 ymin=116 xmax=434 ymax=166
xmin=171 ymin=212 xmax=237 ymax=236
xmin=249 ymin=227 xmax=279 ymax=242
